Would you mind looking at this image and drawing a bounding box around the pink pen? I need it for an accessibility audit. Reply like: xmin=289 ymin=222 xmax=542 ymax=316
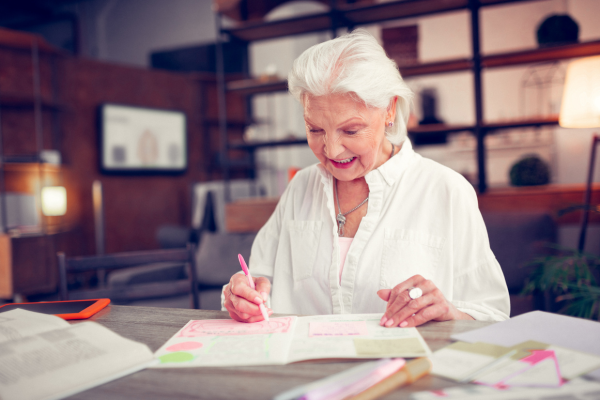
xmin=238 ymin=254 xmax=269 ymax=321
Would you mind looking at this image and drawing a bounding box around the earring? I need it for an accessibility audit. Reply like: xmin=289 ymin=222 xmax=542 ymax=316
xmin=387 ymin=121 xmax=394 ymax=127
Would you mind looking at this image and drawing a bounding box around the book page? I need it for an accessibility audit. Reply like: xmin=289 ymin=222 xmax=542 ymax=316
xmin=287 ymin=314 xmax=431 ymax=363
xmin=152 ymin=316 xmax=298 ymax=368
xmin=0 ymin=321 xmax=154 ymax=400
xmin=0 ymin=309 xmax=70 ymax=343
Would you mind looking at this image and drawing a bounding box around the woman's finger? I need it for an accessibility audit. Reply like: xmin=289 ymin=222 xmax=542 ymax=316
xmin=231 ymin=309 xmax=274 ymax=323
xmin=400 ymin=303 xmax=448 ymax=327
xmin=381 ymin=277 xmax=436 ymax=326
xmin=385 ymin=293 xmax=436 ymax=327
xmin=377 ymin=289 xmax=391 ymax=302
xmin=384 ymin=275 xmax=426 ymax=314
xmin=255 ymin=277 xmax=271 ymax=301
xmin=230 ymin=292 xmax=263 ymax=316
xmin=231 ymin=274 xmax=264 ymax=306
xmin=382 ymin=289 xmax=412 ymax=324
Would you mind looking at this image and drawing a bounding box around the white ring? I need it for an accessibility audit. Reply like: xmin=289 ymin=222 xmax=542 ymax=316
xmin=408 ymin=287 xmax=422 ymax=300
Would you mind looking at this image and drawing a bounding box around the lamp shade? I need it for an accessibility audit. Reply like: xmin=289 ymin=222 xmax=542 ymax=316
xmin=41 ymin=186 xmax=67 ymax=216
xmin=559 ymin=55 xmax=600 ymax=128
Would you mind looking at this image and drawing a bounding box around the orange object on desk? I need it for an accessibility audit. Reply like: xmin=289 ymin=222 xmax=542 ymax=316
xmin=0 ymin=298 xmax=110 ymax=320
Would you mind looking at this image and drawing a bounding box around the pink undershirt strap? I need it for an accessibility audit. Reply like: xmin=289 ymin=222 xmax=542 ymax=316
xmin=338 ymin=237 xmax=354 ymax=284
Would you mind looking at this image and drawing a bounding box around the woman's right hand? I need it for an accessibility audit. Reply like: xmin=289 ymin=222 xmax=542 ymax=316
xmin=224 ymin=273 xmax=273 ymax=323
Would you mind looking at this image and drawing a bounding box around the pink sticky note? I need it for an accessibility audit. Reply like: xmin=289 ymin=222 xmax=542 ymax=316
xmin=309 ymin=321 xmax=369 ymax=337
xmin=177 ymin=317 xmax=293 ymax=337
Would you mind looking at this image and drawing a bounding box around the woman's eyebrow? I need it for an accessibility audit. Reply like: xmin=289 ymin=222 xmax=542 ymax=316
xmin=303 ymin=117 xmax=365 ymax=126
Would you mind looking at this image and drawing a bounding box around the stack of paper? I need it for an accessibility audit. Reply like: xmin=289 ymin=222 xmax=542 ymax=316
xmin=410 ymin=378 xmax=600 ymax=400
xmin=153 ymin=314 xmax=431 ymax=367
xmin=428 ymin=311 xmax=600 ymax=390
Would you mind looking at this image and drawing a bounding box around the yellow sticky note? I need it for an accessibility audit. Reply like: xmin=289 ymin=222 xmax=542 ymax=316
xmin=354 ymin=338 xmax=427 ymax=357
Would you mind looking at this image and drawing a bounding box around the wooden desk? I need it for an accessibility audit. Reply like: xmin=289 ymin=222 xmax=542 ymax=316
xmin=68 ymin=305 xmax=492 ymax=400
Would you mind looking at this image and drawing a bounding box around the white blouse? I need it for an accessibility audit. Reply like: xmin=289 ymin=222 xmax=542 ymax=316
xmin=233 ymin=140 xmax=510 ymax=321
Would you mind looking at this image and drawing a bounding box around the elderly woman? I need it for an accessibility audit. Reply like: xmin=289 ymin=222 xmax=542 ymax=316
xmin=223 ymin=30 xmax=509 ymax=327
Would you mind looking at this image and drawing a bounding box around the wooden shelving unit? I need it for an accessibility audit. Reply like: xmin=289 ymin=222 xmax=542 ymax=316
xmin=225 ymin=39 xmax=600 ymax=94
xmin=216 ymin=0 xmax=597 ymax=194
xmin=222 ymin=0 xmax=527 ymax=42
xmin=0 ymin=33 xmax=66 ymax=300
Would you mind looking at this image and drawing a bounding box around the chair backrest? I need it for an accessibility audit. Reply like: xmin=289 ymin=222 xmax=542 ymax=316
xmin=57 ymin=244 xmax=199 ymax=309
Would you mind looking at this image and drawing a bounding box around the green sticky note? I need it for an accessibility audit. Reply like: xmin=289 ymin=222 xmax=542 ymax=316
xmin=354 ymin=338 xmax=427 ymax=357
xmin=159 ymin=351 xmax=194 ymax=363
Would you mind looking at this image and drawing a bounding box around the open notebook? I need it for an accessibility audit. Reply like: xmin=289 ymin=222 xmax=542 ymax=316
xmin=0 ymin=309 xmax=155 ymax=400
xmin=153 ymin=313 xmax=431 ymax=367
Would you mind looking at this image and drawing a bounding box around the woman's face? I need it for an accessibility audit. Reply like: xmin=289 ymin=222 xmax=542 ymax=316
xmin=303 ymin=93 xmax=395 ymax=182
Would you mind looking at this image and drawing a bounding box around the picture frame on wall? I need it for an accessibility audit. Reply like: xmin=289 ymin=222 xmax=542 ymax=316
xmin=98 ymin=103 xmax=188 ymax=174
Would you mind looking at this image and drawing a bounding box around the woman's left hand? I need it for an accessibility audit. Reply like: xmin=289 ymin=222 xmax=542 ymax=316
xmin=377 ymin=275 xmax=474 ymax=327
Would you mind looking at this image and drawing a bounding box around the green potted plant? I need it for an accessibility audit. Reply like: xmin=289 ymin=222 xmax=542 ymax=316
xmin=523 ymin=244 xmax=600 ymax=320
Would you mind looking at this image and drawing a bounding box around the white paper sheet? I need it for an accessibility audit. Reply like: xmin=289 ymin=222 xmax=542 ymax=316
xmin=410 ymin=378 xmax=600 ymax=400
xmin=451 ymin=311 xmax=600 ymax=379
xmin=0 ymin=309 xmax=70 ymax=343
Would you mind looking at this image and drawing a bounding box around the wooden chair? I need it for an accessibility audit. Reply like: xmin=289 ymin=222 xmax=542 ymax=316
xmin=57 ymin=244 xmax=199 ymax=309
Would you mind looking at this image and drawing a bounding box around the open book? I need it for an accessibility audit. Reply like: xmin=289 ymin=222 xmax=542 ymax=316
xmin=153 ymin=313 xmax=431 ymax=367
xmin=0 ymin=309 xmax=155 ymax=400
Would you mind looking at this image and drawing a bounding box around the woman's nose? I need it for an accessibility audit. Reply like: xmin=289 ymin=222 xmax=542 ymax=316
xmin=323 ymin=131 xmax=345 ymax=158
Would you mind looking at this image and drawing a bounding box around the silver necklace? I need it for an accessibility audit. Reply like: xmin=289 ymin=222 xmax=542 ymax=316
xmin=334 ymin=143 xmax=395 ymax=237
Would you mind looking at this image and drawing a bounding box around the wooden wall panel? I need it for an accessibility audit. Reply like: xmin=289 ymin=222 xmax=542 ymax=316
xmin=58 ymin=59 xmax=205 ymax=254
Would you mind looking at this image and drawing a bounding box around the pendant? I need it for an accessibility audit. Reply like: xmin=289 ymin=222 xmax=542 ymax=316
xmin=337 ymin=213 xmax=346 ymax=237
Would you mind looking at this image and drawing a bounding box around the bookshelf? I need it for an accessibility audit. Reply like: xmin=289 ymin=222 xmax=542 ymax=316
xmin=0 ymin=32 xmax=65 ymax=299
xmin=215 ymin=0 xmax=600 ymax=194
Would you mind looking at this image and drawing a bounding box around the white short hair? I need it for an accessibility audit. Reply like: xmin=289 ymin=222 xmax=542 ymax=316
xmin=288 ymin=29 xmax=413 ymax=144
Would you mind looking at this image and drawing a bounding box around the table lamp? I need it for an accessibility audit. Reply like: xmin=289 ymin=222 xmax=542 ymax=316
xmin=41 ymin=186 xmax=67 ymax=216
xmin=559 ymin=55 xmax=600 ymax=251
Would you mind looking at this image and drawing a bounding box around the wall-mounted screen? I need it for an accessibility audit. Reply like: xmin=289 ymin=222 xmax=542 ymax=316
xmin=99 ymin=104 xmax=187 ymax=173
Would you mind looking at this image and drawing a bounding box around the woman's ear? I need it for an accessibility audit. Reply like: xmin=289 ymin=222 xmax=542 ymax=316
xmin=386 ymin=96 xmax=398 ymax=123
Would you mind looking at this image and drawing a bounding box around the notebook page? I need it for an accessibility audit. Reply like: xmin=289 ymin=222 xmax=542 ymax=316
xmin=153 ymin=316 xmax=298 ymax=367
xmin=287 ymin=314 xmax=431 ymax=363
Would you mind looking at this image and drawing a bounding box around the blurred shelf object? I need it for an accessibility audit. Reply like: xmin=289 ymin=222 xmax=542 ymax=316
xmin=482 ymin=116 xmax=559 ymax=131
xmin=226 ymin=79 xmax=288 ymax=95
xmin=479 ymin=184 xmax=600 ymax=225
xmin=0 ymin=94 xmax=64 ymax=110
xmin=225 ymin=198 xmax=280 ymax=233
xmin=482 ymin=40 xmax=600 ymax=69
xmin=400 ymin=59 xmax=472 ymax=77
xmin=224 ymin=12 xmax=333 ymax=42
xmin=224 ymin=184 xmax=600 ymax=233
xmin=0 ymin=27 xmax=64 ymax=54
xmin=2 ymin=161 xmax=61 ymax=172
xmin=229 ymin=138 xmax=308 ymax=150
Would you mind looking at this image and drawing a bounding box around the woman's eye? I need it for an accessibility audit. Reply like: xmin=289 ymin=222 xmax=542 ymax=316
xmin=309 ymin=129 xmax=323 ymax=134
xmin=344 ymin=130 xmax=358 ymax=135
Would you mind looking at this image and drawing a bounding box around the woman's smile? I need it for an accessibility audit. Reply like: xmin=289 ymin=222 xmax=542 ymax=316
xmin=330 ymin=156 xmax=358 ymax=169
